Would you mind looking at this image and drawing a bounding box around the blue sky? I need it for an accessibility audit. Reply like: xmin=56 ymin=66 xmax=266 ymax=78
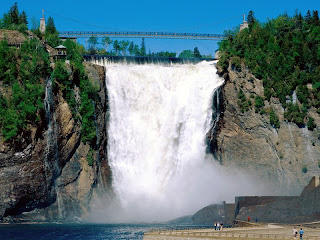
xmin=0 ymin=0 xmax=319 ymax=55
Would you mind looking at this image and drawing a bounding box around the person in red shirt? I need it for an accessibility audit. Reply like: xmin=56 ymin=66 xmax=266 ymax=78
xmin=247 ymin=216 xmax=250 ymax=222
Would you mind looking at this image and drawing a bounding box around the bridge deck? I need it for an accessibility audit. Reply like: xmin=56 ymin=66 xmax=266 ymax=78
xmin=59 ymin=31 xmax=227 ymax=40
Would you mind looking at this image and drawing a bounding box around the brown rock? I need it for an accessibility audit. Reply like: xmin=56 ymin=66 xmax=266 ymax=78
xmin=213 ymin=62 xmax=320 ymax=193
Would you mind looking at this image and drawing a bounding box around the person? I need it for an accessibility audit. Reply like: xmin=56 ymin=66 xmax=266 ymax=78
xmin=293 ymin=227 xmax=297 ymax=239
xmin=214 ymin=222 xmax=217 ymax=230
xmin=255 ymin=217 xmax=258 ymax=223
xmin=217 ymin=222 xmax=220 ymax=230
xmin=299 ymin=228 xmax=304 ymax=239
xmin=220 ymin=222 xmax=224 ymax=231
xmin=247 ymin=216 xmax=250 ymax=222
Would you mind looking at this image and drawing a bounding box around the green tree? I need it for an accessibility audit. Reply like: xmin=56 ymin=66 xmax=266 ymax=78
xmin=305 ymin=10 xmax=311 ymax=24
xmin=133 ymin=44 xmax=140 ymax=56
xmin=270 ymin=108 xmax=280 ymax=128
xmin=119 ymin=40 xmax=130 ymax=56
xmin=247 ymin=10 xmax=256 ymax=31
xmin=140 ymin=38 xmax=146 ymax=56
xmin=46 ymin=16 xmax=57 ymax=35
xmin=1 ymin=2 xmax=28 ymax=32
xmin=193 ymin=47 xmax=201 ymax=58
xmin=113 ymin=40 xmax=120 ymax=55
xmin=88 ymin=35 xmax=98 ymax=53
xmin=254 ymin=95 xmax=265 ymax=113
xmin=307 ymin=116 xmax=316 ymax=130
xmin=45 ymin=16 xmax=60 ymax=47
xmin=19 ymin=11 xmax=27 ymax=25
xmin=7 ymin=2 xmax=19 ymax=25
xmin=179 ymin=50 xmax=193 ymax=58
xmin=128 ymin=41 xmax=135 ymax=55
xmin=312 ymin=10 xmax=320 ymax=26
xmin=102 ymin=37 xmax=112 ymax=52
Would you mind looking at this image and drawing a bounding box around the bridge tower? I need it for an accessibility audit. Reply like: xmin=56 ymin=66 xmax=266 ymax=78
xmin=240 ymin=14 xmax=248 ymax=31
xmin=40 ymin=9 xmax=46 ymax=34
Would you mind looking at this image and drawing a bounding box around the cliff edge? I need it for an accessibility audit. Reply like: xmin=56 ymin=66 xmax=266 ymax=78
xmin=210 ymin=62 xmax=320 ymax=193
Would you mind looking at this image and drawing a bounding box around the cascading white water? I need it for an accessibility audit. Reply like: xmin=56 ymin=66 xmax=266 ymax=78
xmin=91 ymin=60 xmax=265 ymax=223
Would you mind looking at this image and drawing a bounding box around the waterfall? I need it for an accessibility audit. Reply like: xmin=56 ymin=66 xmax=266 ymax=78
xmin=91 ymin=61 xmax=263 ymax=223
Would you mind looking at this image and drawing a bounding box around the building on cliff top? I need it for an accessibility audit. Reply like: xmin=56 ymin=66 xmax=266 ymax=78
xmin=40 ymin=9 xmax=46 ymax=34
xmin=240 ymin=14 xmax=248 ymax=31
xmin=54 ymin=45 xmax=67 ymax=60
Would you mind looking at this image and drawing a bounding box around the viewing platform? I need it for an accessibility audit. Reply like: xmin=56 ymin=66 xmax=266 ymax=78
xmin=143 ymin=223 xmax=320 ymax=240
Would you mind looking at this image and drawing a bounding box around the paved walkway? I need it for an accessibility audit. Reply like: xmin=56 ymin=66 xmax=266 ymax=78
xmin=143 ymin=224 xmax=320 ymax=240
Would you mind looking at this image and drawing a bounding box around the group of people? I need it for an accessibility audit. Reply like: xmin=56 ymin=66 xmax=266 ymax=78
xmin=293 ymin=227 xmax=304 ymax=239
xmin=247 ymin=216 xmax=258 ymax=223
xmin=213 ymin=222 xmax=224 ymax=231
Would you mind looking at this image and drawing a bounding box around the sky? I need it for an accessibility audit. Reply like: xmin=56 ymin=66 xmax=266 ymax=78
xmin=0 ymin=0 xmax=319 ymax=55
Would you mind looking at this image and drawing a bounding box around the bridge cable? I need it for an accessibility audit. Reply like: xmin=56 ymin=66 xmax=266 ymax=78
xmin=46 ymin=9 xmax=241 ymax=34
xmin=162 ymin=14 xmax=242 ymax=32
xmin=45 ymin=9 xmax=128 ymax=31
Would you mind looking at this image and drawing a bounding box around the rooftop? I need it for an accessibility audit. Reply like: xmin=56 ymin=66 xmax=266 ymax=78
xmin=0 ymin=30 xmax=27 ymax=45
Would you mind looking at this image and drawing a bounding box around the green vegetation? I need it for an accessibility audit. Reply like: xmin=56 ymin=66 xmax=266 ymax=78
xmin=0 ymin=2 xmax=28 ymax=33
xmin=307 ymin=116 xmax=316 ymax=130
xmin=284 ymin=103 xmax=306 ymax=126
xmin=87 ymin=147 xmax=94 ymax=166
xmin=302 ymin=166 xmax=308 ymax=173
xmin=44 ymin=16 xmax=61 ymax=47
xmin=254 ymin=95 xmax=265 ymax=113
xmin=270 ymin=108 xmax=280 ymax=128
xmin=0 ymin=38 xmax=50 ymax=142
xmin=219 ymin=10 xmax=320 ymax=128
xmin=237 ymin=89 xmax=251 ymax=113
xmin=85 ymin=37 xmax=210 ymax=58
xmin=62 ymin=39 xmax=99 ymax=148
xmin=0 ymin=3 xmax=98 ymax=165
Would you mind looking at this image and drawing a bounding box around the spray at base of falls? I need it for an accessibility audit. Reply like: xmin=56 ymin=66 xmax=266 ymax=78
xmin=90 ymin=61 xmax=266 ymax=223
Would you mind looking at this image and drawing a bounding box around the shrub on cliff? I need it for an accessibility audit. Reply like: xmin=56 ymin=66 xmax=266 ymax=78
xmin=307 ymin=116 xmax=316 ymax=130
xmin=0 ymin=38 xmax=50 ymax=142
xmin=230 ymin=56 xmax=241 ymax=71
xmin=270 ymin=108 xmax=280 ymax=128
xmin=237 ymin=89 xmax=251 ymax=112
xmin=254 ymin=95 xmax=265 ymax=113
xmin=284 ymin=103 xmax=306 ymax=126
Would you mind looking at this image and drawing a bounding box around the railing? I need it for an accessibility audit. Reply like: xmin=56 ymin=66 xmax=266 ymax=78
xmin=59 ymin=31 xmax=227 ymax=40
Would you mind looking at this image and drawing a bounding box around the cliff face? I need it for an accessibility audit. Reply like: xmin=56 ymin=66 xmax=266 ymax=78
xmin=211 ymin=63 xmax=320 ymax=193
xmin=0 ymin=62 xmax=110 ymax=222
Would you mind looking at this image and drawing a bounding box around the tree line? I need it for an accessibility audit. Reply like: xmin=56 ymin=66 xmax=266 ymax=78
xmin=86 ymin=35 xmax=211 ymax=58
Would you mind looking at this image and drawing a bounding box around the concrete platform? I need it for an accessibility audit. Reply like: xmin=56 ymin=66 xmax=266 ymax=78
xmin=143 ymin=224 xmax=320 ymax=240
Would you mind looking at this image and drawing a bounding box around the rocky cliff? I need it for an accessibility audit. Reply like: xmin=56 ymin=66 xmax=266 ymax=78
xmin=0 ymin=62 xmax=110 ymax=222
xmin=209 ymin=62 xmax=320 ymax=193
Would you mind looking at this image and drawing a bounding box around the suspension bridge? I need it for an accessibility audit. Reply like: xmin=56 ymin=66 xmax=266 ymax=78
xmin=59 ymin=31 xmax=227 ymax=40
